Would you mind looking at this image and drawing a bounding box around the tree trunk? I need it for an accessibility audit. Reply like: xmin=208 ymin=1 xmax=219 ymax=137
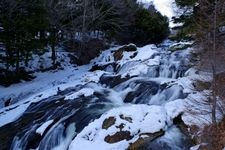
xmin=211 ymin=0 xmax=218 ymax=124
xmin=16 ymin=49 xmax=20 ymax=73
xmin=51 ymin=29 xmax=57 ymax=67
xmin=51 ymin=42 xmax=56 ymax=67
xmin=82 ymin=0 xmax=87 ymax=40
xmin=25 ymin=51 xmax=29 ymax=67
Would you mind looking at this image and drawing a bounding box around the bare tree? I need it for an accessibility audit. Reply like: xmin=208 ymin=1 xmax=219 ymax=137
xmin=194 ymin=0 xmax=225 ymax=124
xmin=44 ymin=0 xmax=71 ymax=66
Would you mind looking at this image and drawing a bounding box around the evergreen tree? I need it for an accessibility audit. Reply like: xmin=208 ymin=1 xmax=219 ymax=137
xmin=0 ymin=0 xmax=47 ymax=71
xmin=172 ymin=0 xmax=197 ymax=40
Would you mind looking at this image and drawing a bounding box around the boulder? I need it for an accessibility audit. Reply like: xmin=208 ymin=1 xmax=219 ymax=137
xmin=99 ymin=74 xmax=132 ymax=88
xmin=113 ymin=44 xmax=137 ymax=61
xmin=104 ymin=131 xmax=133 ymax=143
xmin=118 ymin=44 xmax=137 ymax=52
xmin=89 ymin=65 xmax=105 ymax=72
xmin=113 ymin=50 xmax=123 ymax=61
xmin=128 ymin=130 xmax=165 ymax=150
xmin=102 ymin=117 xmax=116 ymax=130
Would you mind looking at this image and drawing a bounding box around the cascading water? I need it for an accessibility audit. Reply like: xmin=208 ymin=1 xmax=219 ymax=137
xmin=0 ymin=41 xmax=193 ymax=150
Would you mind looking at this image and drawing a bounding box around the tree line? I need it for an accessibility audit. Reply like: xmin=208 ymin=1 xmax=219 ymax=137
xmin=174 ymin=0 xmax=225 ymax=148
xmin=0 ymin=0 xmax=169 ymax=73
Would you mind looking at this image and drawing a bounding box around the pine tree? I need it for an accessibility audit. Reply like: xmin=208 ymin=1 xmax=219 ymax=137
xmin=0 ymin=0 xmax=47 ymax=71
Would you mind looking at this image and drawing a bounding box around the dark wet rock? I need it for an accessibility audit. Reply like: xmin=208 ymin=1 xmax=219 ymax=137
xmin=104 ymin=131 xmax=133 ymax=143
xmin=128 ymin=130 xmax=165 ymax=150
xmin=102 ymin=117 xmax=116 ymax=130
xmin=90 ymin=63 xmax=118 ymax=72
xmin=124 ymin=81 xmax=159 ymax=103
xmin=130 ymin=128 xmax=193 ymax=150
xmin=90 ymin=65 xmax=105 ymax=72
xmin=0 ymin=111 xmax=46 ymax=150
xmin=173 ymin=114 xmax=191 ymax=138
xmin=130 ymin=52 xmax=138 ymax=59
xmin=116 ymin=123 xmax=125 ymax=131
xmin=100 ymin=74 xmax=132 ymax=88
xmin=4 ymin=98 xmax=11 ymax=107
xmin=118 ymin=44 xmax=137 ymax=52
xmin=26 ymin=132 xmax=42 ymax=149
xmin=0 ymin=85 xmax=115 ymax=150
xmin=119 ymin=114 xmax=132 ymax=123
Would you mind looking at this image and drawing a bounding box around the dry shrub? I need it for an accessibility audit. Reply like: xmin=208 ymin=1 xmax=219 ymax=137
xmin=192 ymin=118 xmax=225 ymax=150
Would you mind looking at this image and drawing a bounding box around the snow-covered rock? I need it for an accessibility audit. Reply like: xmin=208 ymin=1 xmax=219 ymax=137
xmin=69 ymin=105 xmax=169 ymax=150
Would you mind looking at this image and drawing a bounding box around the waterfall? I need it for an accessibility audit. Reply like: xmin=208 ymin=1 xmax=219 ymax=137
xmin=0 ymin=41 xmax=193 ymax=150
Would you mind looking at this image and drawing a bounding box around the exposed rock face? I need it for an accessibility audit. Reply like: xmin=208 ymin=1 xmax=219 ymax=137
xmin=113 ymin=44 xmax=137 ymax=61
xmin=100 ymin=74 xmax=132 ymax=88
xmin=114 ymin=50 xmax=124 ymax=61
xmin=105 ymin=131 xmax=133 ymax=143
xmin=102 ymin=117 xmax=116 ymax=130
xmin=173 ymin=114 xmax=189 ymax=136
xmin=128 ymin=130 xmax=165 ymax=150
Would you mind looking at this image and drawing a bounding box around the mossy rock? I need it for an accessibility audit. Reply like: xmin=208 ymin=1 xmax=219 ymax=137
xmin=105 ymin=131 xmax=133 ymax=143
xmin=102 ymin=117 xmax=116 ymax=130
xmin=114 ymin=50 xmax=123 ymax=61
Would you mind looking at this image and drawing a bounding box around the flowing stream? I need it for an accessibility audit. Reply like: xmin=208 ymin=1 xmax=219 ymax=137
xmin=0 ymin=41 xmax=193 ymax=150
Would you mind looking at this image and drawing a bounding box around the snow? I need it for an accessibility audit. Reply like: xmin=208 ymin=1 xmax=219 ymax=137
xmin=165 ymin=99 xmax=184 ymax=122
xmin=0 ymin=86 xmax=61 ymax=127
xmin=0 ymin=103 xmax=28 ymax=127
xmin=36 ymin=120 xmax=54 ymax=136
xmin=0 ymin=52 xmax=107 ymax=127
xmin=115 ymin=44 xmax=160 ymax=78
xmin=0 ymin=61 xmax=103 ymax=127
xmin=190 ymin=144 xmax=201 ymax=150
xmin=130 ymin=45 xmax=157 ymax=61
xmin=65 ymin=88 xmax=94 ymax=100
xmin=69 ymin=104 xmax=169 ymax=150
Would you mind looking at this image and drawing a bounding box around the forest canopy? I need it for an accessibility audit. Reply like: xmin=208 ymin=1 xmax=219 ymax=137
xmin=0 ymin=0 xmax=169 ymax=74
